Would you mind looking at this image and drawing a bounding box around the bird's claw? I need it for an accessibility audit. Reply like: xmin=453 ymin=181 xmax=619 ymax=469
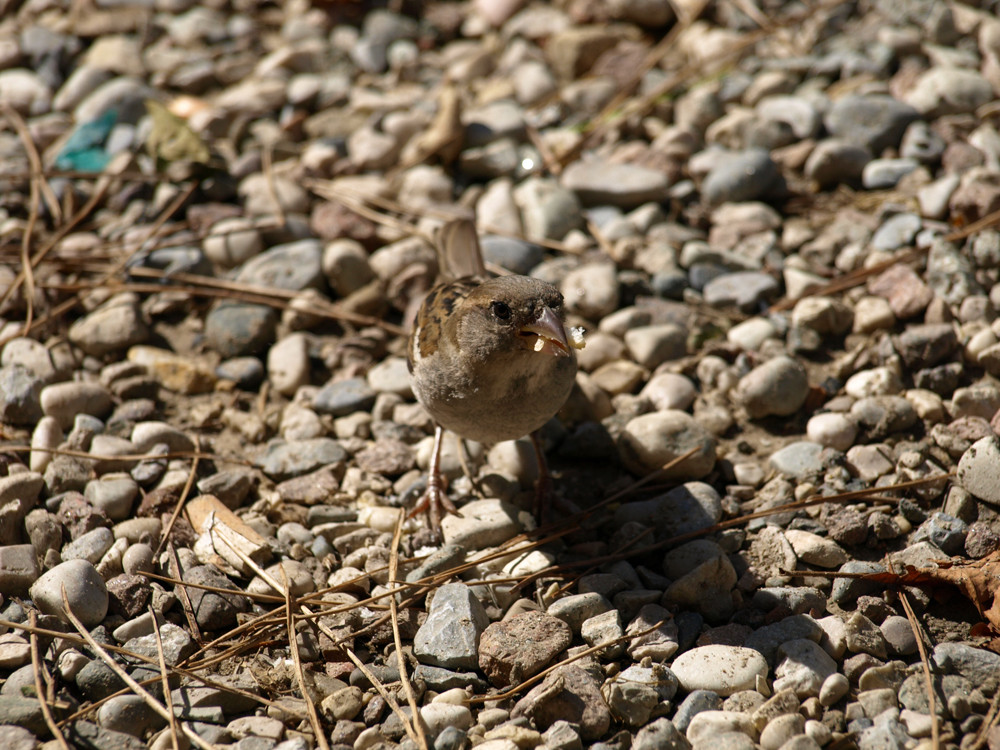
xmin=409 ymin=471 xmax=458 ymax=537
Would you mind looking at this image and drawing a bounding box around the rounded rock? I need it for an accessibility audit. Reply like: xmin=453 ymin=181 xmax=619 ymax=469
xmin=806 ymin=413 xmax=857 ymax=452
xmin=29 ymin=559 xmax=109 ymax=627
xmin=671 ymin=645 xmax=768 ymax=697
xmin=735 ymin=356 xmax=809 ymax=418
xmin=618 ymin=410 xmax=716 ymax=478
xmin=202 ymin=217 xmax=263 ymax=268
xmin=40 ymin=381 xmax=113 ymax=430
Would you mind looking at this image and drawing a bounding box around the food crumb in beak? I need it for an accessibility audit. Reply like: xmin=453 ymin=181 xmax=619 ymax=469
xmin=533 ymin=336 xmax=546 ymax=352
xmin=569 ymin=326 xmax=586 ymax=349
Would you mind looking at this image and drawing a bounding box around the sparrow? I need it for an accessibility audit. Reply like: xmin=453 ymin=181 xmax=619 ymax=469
xmin=406 ymin=217 xmax=584 ymax=531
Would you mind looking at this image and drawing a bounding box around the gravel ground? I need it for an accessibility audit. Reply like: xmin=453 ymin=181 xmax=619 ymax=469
xmin=2 ymin=0 xmax=1000 ymax=748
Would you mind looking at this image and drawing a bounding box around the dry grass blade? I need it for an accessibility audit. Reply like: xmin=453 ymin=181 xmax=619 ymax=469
xmin=970 ymin=686 xmax=1000 ymax=750
xmin=389 ymin=512 xmax=430 ymax=750
xmin=261 ymin=142 xmax=286 ymax=228
xmin=898 ymin=590 xmax=939 ymax=749
xmin=150 ymin=607 xmax=183 ymax=750
xmin=29 ymin=611 xmax=70 ymax=750
xmin=208 ymin=515 xmax=422 ymax=742
xmin=345 ymin=647 xmax=421 ymax=746
xmin=155 ymin=439 xmax=202 ymax=557
xmin=282 ymin=567 xmax=331 ymax=750
xmin=167 ymin=542 xmax=204 ymax=645
xmin=58 ymin=584 xmax=216 ymax=750
xmin=0 ymin=161 xmax=114 ymax=319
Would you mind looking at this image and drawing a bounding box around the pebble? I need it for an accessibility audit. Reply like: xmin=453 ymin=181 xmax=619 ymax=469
xmin=414 ymin=582 xmax=489 ymax=670
xmin=267 ymin=332 xmax=311 ymax=396
xmin=67 ymin=294 xmax=149 ymax=357
xmin=313 ymin=377 xmax=377 ymax=417
xmin=957 ymin=435 xmax=1000 ymax=504
xmin=671 ymin=645 xmax=768 ymax=696
xmin=39 ymin=381 xmax=113 ymax=430
xmin=0 ymin=366 xmax=44 ymax=426
xmin=735 ymin=355 xmax=809 ymax=418
xmin=702 ymin=148 xmax=785 ymax=205
xmin=562 ymin=263 xmax=621 ymax=320
xmin=202 ymin=216 xmax=263 ymax=268
xmin=561 ymin=160 xmax=670 ymax=208
xmin=29 ymin=559 xmax=109 ymax=627
xmin=806 ymin=412 xmax=857 ymax=451
xmin=478 ymin=611 xmax=571 ymax=687
xmin=618 ymin=411 xmax=716 ymax=478
xmin=702 ymin=271 xmax=780 ymax=312
xmin=773 ymin=639 xmax=838 ymax=698
xmin=203 ymin=303 xmax=277 ymax=358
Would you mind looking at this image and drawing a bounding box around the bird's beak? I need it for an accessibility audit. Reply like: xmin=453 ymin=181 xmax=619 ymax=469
xmin=519 ymin=306 xmax=572 ymax=357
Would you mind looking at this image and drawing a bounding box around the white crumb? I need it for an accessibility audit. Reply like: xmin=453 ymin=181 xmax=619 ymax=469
xmin=569 ymin=326 xmax=586 ymax=349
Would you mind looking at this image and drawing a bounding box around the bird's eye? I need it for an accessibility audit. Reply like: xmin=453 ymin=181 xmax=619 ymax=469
xmin=490 ymin=301 xmax=511 ymax=320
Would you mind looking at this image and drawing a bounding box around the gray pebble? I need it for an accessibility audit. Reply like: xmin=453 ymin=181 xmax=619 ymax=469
xmin=861 ymin=157 xmax=920 ymax=189
xmin=256 ymin=438 xmax=348 ymax=480
xmin=84 ymin=474 xmax=139 ymax=521
xmin=314 ymin=377 xmax=377 ymax=417
xmin=61 ymin=526 xmax=114 ymax=565
xmin=561 ymin=159 xmax=670 ymax=208
xmin=414 ymin=582 xmax=489 ymax=670
xmin=0 ymin=365 xmax=43 ymax=426
xmin=216 ymin=356 xmax=265 ymax=390
xmin=736 ymin=355 xmax=809 ymax=418
xmin=823 ymin=94 xmax=919 ymax=153
xmin=803 ymin=139 xmax=871 ymax=187
xmin=29 ymin=558 xmax=109 ymax=627
xmin=40 ymin=381 xmax=113 ymax=430
xmin=204 ymin=302 xmax=277 ymax=358
xmin=202 ymin=216 xmax=263 ymax=268
xmin=67 ymin=294 xmax=149 ymax=357
xmin=121 ymin=543 xmax=153 ymax=575
xmin=702 ymin=271 xmax=780 ymax=312
xmin=702 ymin=148 xmax=785 ymax=205
xmin=0 ymin=544 xmax=40 ymax=597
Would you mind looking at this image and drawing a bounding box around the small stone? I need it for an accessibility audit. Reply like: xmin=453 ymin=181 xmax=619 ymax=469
xmin=671 ymin=645 xmax=768 ymax=696
xmin=479 ymin=611 xmax=572 ymax=687
xmin=314 ymin=377 xmax=377 ymax=417
xmin=29 ymin=558 xmax=109 ymax=627
xmin=202 ymin=216 xmax=263 ymax=268
xmin=905 ymin=67 xmax=993 ymax=117
xmin=702 ymin=148 xmax=785 ymax=205
xmin=562 ymin=263 xmax=620 ymax=320
xmin=562 ymin=159 xmax=670 ymax=208
xmin=735 ymin=356 xmax=809 ymax=418
xmin=618 ymin=411 xmax=716 ymax=478
xmin=267 ymin=333 xmax=311 ymax=397
xmin=957 ymin=435 xmax=1000 ymax=504
xmin=784 ymin=529 xmax=848 ymax=568
xmin=40 ymin=381 xmax=113 ymax=430
xmin=204 ymin=303 xmax=277 ymax=358
xmin=511 ymin=665 xmax=610 ymax=741
xmin=414 ymin=583 xmax=490 ymax=670
xmin=0 ymin=366 xmax=44 ymax=425
xmin=68 ymin=294 xmax=149 ymax=357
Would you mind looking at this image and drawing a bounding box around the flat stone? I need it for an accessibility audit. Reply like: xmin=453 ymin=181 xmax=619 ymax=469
xmin=414 ymin=582 xmax=490 ymax=670
xmin=671 ymin=645 xmax=768 ymax=696
xmin=479 ymin=610 xmax=572 ymax=687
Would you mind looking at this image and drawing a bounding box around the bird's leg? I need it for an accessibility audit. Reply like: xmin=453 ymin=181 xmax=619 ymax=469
xmin=530 ymin=430 xmax=552 ymax=522
xmin=409 ymin=424 xmax=458 ymax=532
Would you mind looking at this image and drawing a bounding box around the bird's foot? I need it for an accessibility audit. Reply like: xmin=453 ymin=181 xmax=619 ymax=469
xmin=409 ymin=471 xmax=458 ymax=538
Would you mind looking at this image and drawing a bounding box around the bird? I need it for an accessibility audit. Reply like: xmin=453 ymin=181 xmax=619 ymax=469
xmin=406 ymin=217 xmax=585 ymax=532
